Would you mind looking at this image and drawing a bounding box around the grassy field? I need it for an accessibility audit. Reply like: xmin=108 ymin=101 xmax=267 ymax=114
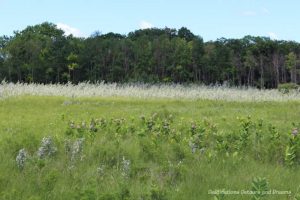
xmin=1 ymin=96 xmax=300 ymax=199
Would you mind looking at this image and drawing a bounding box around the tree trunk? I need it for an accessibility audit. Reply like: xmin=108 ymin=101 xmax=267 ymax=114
xmin=56 ymin=65 xmax=59 ymax=83
xmin=292 ymin=67 xmax=297 ymax=83
xmin=272 ymin=53 xmax=280 ymax=87
xmin=260 ymin=56 xmax=264 ymax=89
xmin=31 ymin=67 xmax=34 ymax=83
xmin=18 ymin=66 xmax=21 ymax=82
xmin=247 ymin=66 xmax=251 ymax=86
xmin=8 ymin=65 xmax=11 ymax=82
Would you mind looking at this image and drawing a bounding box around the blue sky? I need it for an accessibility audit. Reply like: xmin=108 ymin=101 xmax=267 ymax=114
xmin=0 ymin=0 xmax=299 ymax=41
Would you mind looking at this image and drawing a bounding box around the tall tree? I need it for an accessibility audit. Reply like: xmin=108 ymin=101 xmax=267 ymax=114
xmin=2 ymin=22 xmax=300 ymax=87
xmin=285 ymin=52 xmax=298 ymax=83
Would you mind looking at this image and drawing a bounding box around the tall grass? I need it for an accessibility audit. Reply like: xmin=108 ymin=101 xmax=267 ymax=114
xmin=1 ymin=81 xmax=300 ymax=101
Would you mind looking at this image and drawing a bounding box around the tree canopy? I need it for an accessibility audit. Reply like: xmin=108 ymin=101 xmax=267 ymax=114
xmin=0 ymin=22 xmax=299 ymax=88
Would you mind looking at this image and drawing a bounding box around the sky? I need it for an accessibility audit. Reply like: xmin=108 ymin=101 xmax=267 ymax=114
xmin=0 ymin=0 xmax=299 ymax=42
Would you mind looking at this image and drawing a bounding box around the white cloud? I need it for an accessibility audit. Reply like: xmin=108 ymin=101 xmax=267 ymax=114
xmin=139 ymin=20 xmax=153 ymax=29
xmin=268 ymin=32 xmax=279 ymax=40
xmin=56 ymin=23 xmax=82 ymax=37
xmin=242 ymin=10 xmax=257 ymax=16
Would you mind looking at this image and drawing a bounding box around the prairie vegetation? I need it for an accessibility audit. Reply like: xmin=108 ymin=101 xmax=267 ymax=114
xmin=1 ymin=21 xmax=300 ymax=200
xmin=0 ymin=95 xmax=300 ymax=199
xmin=2 ymin=2 xmax=300 ymax=200
xmin=1 ymin=82 xmax=300 ymax=102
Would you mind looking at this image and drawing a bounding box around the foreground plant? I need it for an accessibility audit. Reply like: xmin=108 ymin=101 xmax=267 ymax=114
xmin=37 ymin=136 xmax=57 ymax=159
xmin=16 ymin=148 xmax=28 ymax=170
xmin=9 ymin=112 xmax=300 ymax=199
xmin=65 ymin=138 xmax=85 ymax=162
xmin=251 ymin=177 xmax=269 ymax=200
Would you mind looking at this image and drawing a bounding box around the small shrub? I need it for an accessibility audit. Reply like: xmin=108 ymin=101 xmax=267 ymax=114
xmin=278 ymin=83 xmax=299 ymax=94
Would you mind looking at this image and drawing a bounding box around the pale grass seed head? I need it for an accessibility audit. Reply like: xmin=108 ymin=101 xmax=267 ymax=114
xmin=1 ymin=82 xmax=300 ymax=102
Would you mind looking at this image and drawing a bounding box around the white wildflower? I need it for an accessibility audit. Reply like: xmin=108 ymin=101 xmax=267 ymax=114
xmin=89 ymin=119 xmax=97 ymax=132
xmin=121 ymin=156 xmax=131 ymax=177
xmin=37 ymin=136 xmax=57 ymax=159
xmin=70 ymin=138 xmax=85 ymax=162
xmin=16 ymin=148 xmax=27 ymax=170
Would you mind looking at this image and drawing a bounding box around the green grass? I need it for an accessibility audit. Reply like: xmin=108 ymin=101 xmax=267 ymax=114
xmin=0 ymin=96 xmax=300 ymax=200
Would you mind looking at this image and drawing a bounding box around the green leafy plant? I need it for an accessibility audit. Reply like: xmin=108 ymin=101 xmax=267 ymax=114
xmin=238 ymin=116 xmax=252 ymax=151
xmin=213 ymin=193 xmax=225 ymax=200
xmin=285 ymin=145 xmax=296 ymax=167
xmin=292 ymin=185 xmax=300 ymax=200
xmin=251 ymin=177 xmax=269 ymax=200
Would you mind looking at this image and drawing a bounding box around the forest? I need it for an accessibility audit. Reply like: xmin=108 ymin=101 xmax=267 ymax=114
xmin=0 ymin=22 xmax=299 ymax=88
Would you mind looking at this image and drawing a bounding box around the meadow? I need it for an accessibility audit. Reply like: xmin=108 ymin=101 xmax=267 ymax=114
xmin=0 ymin=83 xmax=300 ymax=200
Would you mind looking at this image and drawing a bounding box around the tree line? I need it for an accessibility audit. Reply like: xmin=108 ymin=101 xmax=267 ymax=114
xmin=0 ymin=22 xmax=299 ymax=88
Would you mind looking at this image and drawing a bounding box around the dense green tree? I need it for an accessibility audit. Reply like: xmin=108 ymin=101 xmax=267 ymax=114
xmin=244 ymin=50 xmax=257 ymax=86
xmin=178 ymin=27 xmax=195 ymax=42
xmin=1 ymin=22 xmax=300 ymax=88
xmin=190 ymin=36 xmax=204 ymax=82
